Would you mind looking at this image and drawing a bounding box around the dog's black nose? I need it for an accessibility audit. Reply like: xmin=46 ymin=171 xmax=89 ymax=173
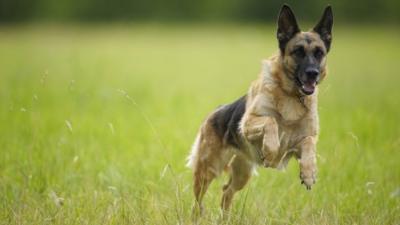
xmin=305 ymin=68 xmax=319 ymax=78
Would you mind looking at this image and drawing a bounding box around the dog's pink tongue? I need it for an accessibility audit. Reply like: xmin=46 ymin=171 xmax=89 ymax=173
xmin=302 ymin=82 xmax=316 ymax=93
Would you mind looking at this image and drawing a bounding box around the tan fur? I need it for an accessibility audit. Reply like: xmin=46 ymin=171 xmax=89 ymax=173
xmin=188 ymin=28 xmax=330 ymax=216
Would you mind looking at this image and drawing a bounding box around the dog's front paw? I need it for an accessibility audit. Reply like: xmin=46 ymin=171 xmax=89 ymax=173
xmin=300 ymin=170 xmax=316 ymax=190
xmin=262 ymin=150 xmax=278 ymax=168
xmin=299 ymin=159 xmax=317 ymax=190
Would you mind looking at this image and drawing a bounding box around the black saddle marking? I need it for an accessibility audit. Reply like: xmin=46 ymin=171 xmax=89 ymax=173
xmin=211 ymin=95 xmax=247 ymax=148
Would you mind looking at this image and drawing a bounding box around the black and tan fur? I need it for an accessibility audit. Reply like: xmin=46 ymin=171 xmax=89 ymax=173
xmin=187 ymin=5 xmax=333 ymax=214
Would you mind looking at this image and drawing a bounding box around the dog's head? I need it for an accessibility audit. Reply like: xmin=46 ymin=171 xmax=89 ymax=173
xmin=277 ymin=5 xmax=333 ymax=95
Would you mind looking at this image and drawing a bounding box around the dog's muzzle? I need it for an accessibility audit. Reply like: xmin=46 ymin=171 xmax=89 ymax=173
xmin=298 ymin=68 xmax=319 ymax=95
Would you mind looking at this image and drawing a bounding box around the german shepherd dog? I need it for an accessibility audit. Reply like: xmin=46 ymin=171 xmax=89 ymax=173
xmin=187 ymin=4 xmax=333 ymax=213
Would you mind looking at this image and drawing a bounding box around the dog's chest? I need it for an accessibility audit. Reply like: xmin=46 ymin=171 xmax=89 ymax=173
xmin=276 ymin=95 xmax=307 ymax=123
xmin=275 ymin=96 xmax=308 ymax=151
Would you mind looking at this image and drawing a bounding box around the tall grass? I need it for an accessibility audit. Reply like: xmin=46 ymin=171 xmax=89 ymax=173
xmin=0 ymin=24 xmax=399 ymax=224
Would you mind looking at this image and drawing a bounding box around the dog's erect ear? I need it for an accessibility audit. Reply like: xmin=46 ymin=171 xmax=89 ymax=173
xmin=277 ymin=4 xmax=300 ymax=52
xmin=313 ymin=6 xmax=333 ymax=52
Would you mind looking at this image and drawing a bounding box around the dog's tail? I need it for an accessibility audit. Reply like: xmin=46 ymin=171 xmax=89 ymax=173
xmin=186 ymin=133 xmax=201 ymax=169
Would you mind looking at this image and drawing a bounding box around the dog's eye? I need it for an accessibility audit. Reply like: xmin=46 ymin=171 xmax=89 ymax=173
xmin=292 ymin=47 xmax=305 ymax=58
xmin=314 ymin=48 xmax=324 ymax=59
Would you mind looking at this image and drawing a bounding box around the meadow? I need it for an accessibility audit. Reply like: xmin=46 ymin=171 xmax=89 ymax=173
xmin=0 ymin=24 xmax=399 ymax=224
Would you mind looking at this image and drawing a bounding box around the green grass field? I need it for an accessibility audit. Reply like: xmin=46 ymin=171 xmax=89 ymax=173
xmin=0 ymin=24 xmax=399 ymax=224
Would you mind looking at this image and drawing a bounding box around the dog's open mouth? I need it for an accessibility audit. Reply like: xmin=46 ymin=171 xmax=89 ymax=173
xmin=295 ymin=77 xmax=317 ymax=95
xmin=301 ymin=81 xmax=317 ymax=95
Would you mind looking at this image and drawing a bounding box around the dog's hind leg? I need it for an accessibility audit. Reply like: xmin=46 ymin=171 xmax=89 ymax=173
xmin=220 ymin=154 xmax=253 ymax=212
xmin=192 ymin=165 xmax=214 ymax=217
xmin=190 ymin=122 xmax=233 ymax=218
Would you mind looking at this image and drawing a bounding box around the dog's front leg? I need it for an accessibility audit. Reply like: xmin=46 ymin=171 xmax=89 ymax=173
xmin=242 ymin=115 xmax=280 ymax=167
xmin=297 ymin=136 xmax=317 ymax=190
xmin=261 ymin=117 xmax=280 ymax=167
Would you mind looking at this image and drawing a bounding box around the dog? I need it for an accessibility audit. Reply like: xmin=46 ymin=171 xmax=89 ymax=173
xmin=187 ymin=4 xmax=333 ymax=213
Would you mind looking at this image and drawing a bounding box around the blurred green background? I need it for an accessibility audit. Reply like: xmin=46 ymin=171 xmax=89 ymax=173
xmin=0 ymin=0 xmax=400 ymax=225
xmin=1 ymin=0 xmax=400 ymax=23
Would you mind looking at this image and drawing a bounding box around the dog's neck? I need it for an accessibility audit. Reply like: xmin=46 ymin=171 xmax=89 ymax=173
xmin=266 ymin=55 xmax=301 ymax=96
